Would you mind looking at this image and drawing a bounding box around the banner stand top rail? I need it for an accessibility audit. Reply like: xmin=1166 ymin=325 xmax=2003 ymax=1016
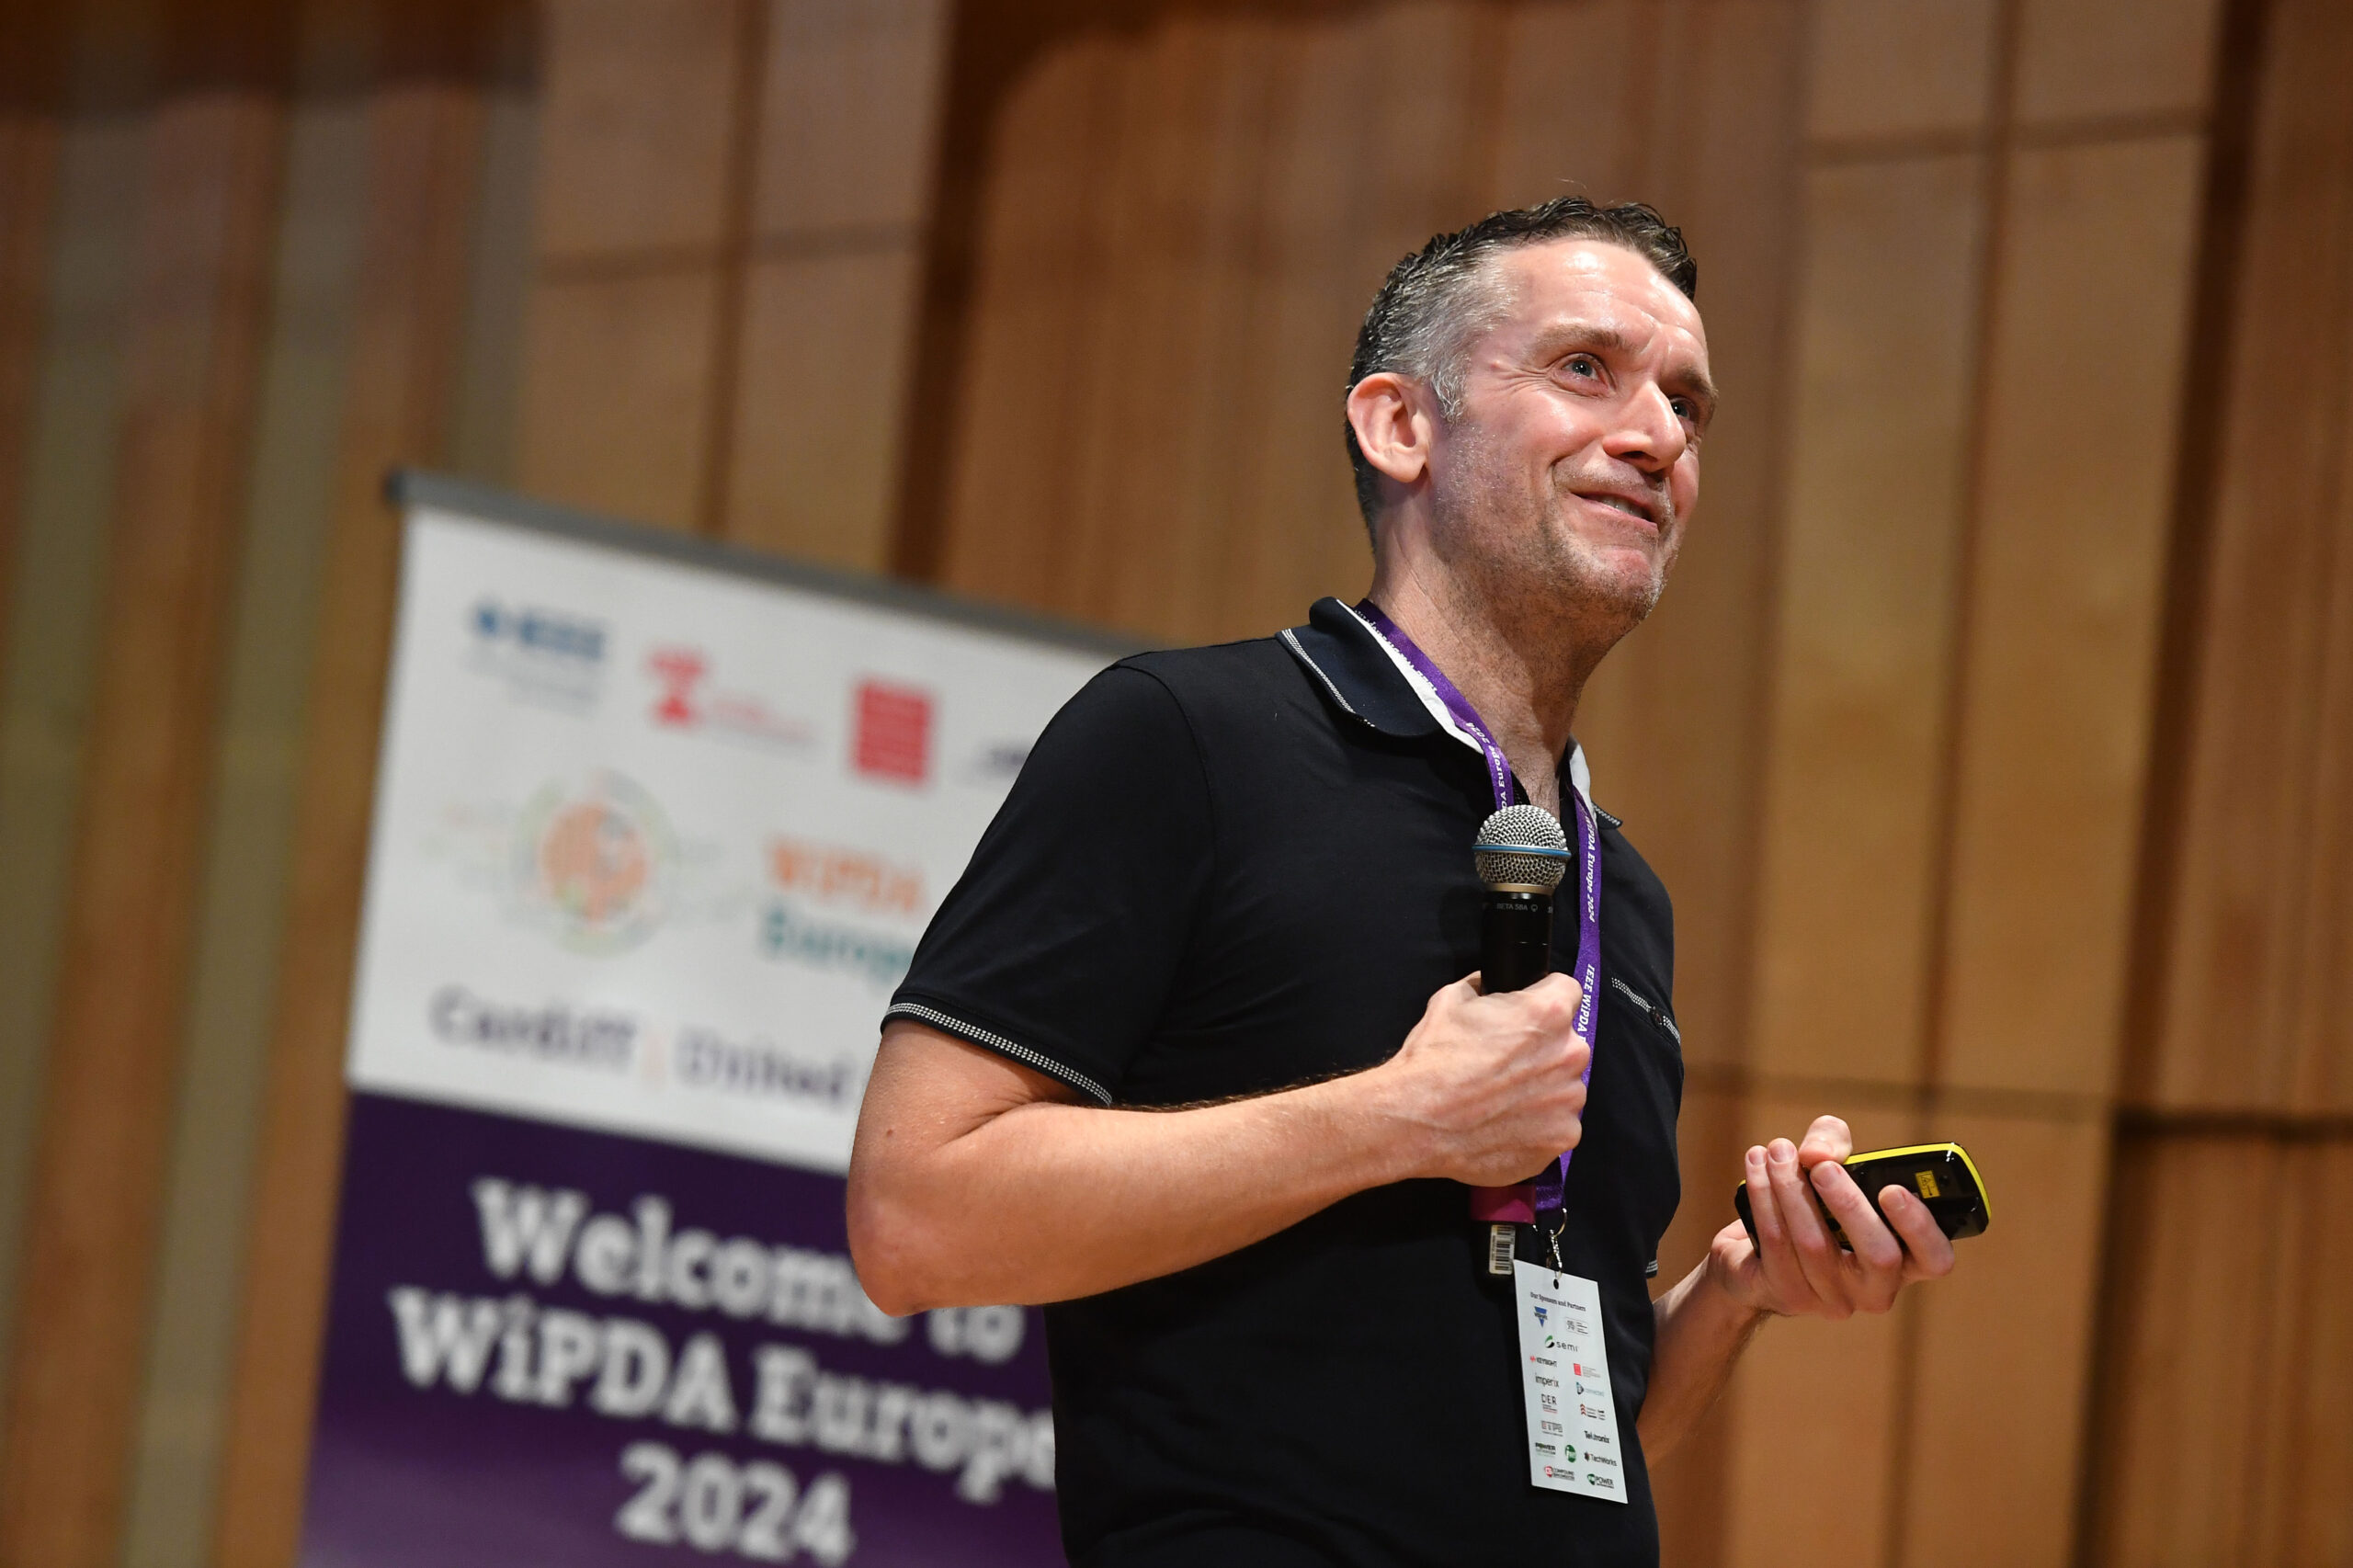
xmin=387 ymin=467 xmax=1149 ymax=663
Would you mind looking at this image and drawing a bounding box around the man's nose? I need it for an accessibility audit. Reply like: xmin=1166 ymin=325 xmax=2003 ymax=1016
xmin=1603 ymin=383 xmax=1687 ymax=472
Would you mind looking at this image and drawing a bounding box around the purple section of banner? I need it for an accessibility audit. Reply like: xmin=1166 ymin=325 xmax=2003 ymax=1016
xmin=299 ymin=1092 xmax=1062 ymax=1568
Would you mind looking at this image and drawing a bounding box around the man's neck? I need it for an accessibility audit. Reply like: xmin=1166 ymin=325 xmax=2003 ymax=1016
xmin=1363 ymin=562 xmax=1600 ymax=821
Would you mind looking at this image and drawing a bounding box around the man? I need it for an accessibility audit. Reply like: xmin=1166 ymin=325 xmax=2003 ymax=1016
xmin=847 ymin=199 xmax=1956 ymax=1565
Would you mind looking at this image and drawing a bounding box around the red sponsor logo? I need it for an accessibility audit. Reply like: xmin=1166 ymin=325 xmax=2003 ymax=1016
xmin=854 ymin=680 xmax=932 ymax=783
xmin=647 ymin=647 xmax=708 ymax=726
xmin=647 ymin=646 xmax=810 ymax=748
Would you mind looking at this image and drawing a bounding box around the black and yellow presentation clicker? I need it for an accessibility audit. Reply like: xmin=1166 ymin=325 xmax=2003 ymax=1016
xmin=1733 ymin=1142 xmax=1990 ymax=1249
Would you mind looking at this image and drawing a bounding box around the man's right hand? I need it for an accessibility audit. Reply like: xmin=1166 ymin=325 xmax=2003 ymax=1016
xmin=1368 ymin=971 xmax=1589 ymax=1188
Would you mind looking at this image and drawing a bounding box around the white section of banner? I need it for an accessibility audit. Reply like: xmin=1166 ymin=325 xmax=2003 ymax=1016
xmin=346 ymin=504 xmax=1112 ymax=1174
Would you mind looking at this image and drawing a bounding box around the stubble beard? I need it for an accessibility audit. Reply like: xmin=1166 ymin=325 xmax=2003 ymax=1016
xmin=1431 ymin=426 xmax=1677 ymax=657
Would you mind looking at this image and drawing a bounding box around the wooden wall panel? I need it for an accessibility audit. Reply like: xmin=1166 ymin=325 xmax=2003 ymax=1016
xmin=2090 ymin=1131 xmax=2353 ymax=1567
xmin=1747 ymin=155 xmax=1984 ymax=1088
xmin=2013 ymin=0 xmax=2222 ymax=124
xmin=727 ymin=249 xmax=925 ymax=569
xmin=210 ymin=27 xmax=500 ymax=1562
xmin=0 ymin=12 xmax=65 ymax=684
xmin=113 ymin=40 xmax=373 ymax=1565
xmin=2143 ymin=0 xmax=2353 ymax=1115
xmin=512 ymin=0 xmax=748 ymax=533
xmin=1896 ymin=1107 xmax=2109 ymax=1567
xmin=0 ymin=72 xmax=146 ymax=1415
xmin=517 ymin=268 xmax=721 ymax=527
xmin=1746 ymin=4 xmax=2227 ymax=1561
xmin=754 ymin=0 xmax=945 ymax=237
xmin=1803 ymin=0 xmax=1996 ymax=142
xmin=530 ymin=0 xmax=735 ymax=259
xmin=2254 ymin=1139 xmax=2353 ymax=1565
xmin=1938 ymin=136 xmax=2205 ymax=1098
xmin=2087 ymin=1 xmax=2353 ymax=1562
xmin=0 ymin=37 xmax=290 ymax=1567
xmin=515 ymin=0 xmax=949 ymax=560
xmin=722 ymin=0 xmax=948 ymax=569
xmin=2086 ymin=1133 xmax=2290 ymax=1565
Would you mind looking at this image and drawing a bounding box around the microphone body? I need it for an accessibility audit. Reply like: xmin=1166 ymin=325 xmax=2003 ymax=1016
xmin=1480 ymin=890 xmax=1552 ymax=994
xmin=1469 ymin=804 xmax=1572 ymax=1226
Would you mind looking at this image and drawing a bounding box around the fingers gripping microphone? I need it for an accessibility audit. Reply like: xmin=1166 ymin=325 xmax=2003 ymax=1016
xmin=1474 ymin=802 xmax=1570 ymax=993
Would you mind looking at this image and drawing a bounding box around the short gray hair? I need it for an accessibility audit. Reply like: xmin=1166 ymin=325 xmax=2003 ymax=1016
xmin=1345 ymin=198 xmax=1698 ymax=539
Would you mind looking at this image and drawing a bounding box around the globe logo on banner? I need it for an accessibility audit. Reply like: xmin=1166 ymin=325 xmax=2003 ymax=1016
xmin=511 ymin=770 xmax=676 ymax=954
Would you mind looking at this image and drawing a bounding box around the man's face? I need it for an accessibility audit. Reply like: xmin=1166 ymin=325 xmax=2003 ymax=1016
xmin=1426 ymin=239 xmax=1714 ymax=634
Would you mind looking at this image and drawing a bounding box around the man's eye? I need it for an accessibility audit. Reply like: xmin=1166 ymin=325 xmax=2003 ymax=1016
xmin=1564 ymin=356 xmax=1600 ymax=380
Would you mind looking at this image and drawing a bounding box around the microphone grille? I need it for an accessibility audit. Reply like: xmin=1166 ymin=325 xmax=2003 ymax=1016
xmin=1474 ymin=803 xmax=1570 ymax=892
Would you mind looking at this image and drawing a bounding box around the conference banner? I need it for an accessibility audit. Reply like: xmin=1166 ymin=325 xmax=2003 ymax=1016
xmin=297 ymin=474 xmax=1123 ymax=1568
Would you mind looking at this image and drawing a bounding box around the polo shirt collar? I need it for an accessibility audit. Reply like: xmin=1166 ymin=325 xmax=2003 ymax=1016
xmin=1280 ymin=597 xmax=1599 ymax=824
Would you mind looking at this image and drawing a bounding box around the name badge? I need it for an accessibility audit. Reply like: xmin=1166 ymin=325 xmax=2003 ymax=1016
xmin=1513 ymin=1260 xmax=1625 ymax=1503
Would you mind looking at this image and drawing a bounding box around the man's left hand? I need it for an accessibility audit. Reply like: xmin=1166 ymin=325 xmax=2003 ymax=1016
xmin=1709 ymin=1115 xmax=1956 ymax=1320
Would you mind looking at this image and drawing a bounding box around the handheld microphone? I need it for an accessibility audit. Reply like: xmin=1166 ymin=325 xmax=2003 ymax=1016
xmin=1474 ymin=802 xmax=1569 ymax=993
xmin=1470 ymin=804 xmax=1572 ymax=1249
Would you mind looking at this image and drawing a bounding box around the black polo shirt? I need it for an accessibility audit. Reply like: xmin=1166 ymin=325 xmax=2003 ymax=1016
xmin=886 ymin=597 xmax=1685 ymax=1567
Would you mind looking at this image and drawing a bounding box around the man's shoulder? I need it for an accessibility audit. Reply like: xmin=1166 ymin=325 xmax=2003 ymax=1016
xmin=1109 ymin=633 xmax=1319 ymax=718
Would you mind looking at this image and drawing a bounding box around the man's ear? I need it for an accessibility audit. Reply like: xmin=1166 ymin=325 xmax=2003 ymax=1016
xmin=1347 ymin=371 xmax=1435 ymax=488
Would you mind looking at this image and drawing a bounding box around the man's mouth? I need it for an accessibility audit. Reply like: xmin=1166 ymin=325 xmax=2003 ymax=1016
xmin=1573 ymin=491 xmax=1660 ymax=527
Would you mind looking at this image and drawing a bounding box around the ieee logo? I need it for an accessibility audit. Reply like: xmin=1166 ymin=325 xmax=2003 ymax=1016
xmin=471 ymin=598 xmax=605 ymax=663
xmin=465 ymin=597 xmax=606 ymax=711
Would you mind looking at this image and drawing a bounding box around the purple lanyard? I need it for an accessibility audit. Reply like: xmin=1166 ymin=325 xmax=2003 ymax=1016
xmin=1357 ymin=602 xmax=1601 ymax=1213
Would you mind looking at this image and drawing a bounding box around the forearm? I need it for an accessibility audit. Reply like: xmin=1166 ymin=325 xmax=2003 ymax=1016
xmin=847 ymin=1051 xmax=1417 ymax=1313
xmin=1636 ymin=1259 xmax=1768 ymax=1460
